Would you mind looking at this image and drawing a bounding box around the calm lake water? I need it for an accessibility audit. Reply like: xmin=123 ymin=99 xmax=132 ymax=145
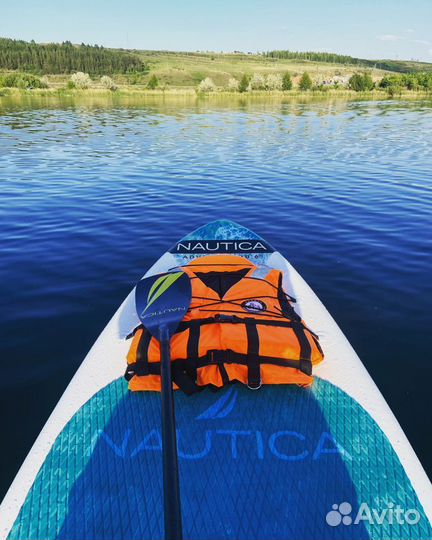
xmin=1 ymin=95 xmax=431 ymax=499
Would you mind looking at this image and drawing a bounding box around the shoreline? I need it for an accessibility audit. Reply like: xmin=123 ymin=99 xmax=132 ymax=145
xmin=1 ymin=86 xmax=431 ymax=106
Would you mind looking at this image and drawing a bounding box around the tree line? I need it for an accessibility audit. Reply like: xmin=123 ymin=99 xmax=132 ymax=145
xmin=197 ymin=71 xmax=432 ymax=94
xmin=264 ymin=50 xmax=364 ymax=65
xmin=0 ymin=37 xmax=146 ymax=75
xmin=264 ymin=50 xmax=431 ymax=74
xmin=378 ymin=72 xmax=432 ymax=91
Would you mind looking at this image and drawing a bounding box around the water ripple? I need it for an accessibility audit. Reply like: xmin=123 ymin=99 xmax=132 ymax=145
xmin=0 ymin=98 xmax=431 ymax=492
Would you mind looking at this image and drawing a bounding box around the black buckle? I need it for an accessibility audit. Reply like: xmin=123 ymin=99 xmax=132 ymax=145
xmin=214 ymin=314 xmax=239 ymax=323
xmin=207 ymin=349 xmax=233 ymax=364
xmin=125 ymin=362 xmax=150 ymax=378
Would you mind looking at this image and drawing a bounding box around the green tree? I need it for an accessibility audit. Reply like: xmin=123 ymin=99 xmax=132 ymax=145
xmin=299 ymin=72 xmax=312 ymax=90
xmin=349 ymin=72 xmax=375 ymax=91
xmin=379 ymin=75 xmax=397 ymax=88
xmin=362 ymin=73 xmax=374 ymax=90
xmin=147 ymin=74 xmax=159 ymax=89
xmin=0 ymin=72 xmax=47 ymax=89
xmin=282 ymin=72 xmax=292 ymax=91
xmin=386 ymin=85 xmax=402 ymax=97
xmin=417 ymin=72 xmax=432 ymax=90
xmin=238 ymin=73 xmax=250 ymax=93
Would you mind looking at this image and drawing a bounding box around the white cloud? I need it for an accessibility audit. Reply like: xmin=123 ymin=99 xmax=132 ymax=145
xmin=405 ymin=29 xmax=415 ymax=33
xmin=429 ymin=48 xmax=432 ymax=56
xmin=412 ymin=39 xmax=431 ymax=45
xmin=377 ymin=34 xmax=402 ymax=42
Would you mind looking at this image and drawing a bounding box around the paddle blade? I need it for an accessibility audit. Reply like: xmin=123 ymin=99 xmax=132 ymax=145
xmin=135 ymin=272 xmax=191 ymax=338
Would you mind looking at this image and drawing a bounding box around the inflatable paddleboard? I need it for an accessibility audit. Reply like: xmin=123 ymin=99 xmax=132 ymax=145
xmin=1 ymin=220 xmax=431 ymax=540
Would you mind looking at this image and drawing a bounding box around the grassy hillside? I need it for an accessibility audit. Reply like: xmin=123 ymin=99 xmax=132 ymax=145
xmin=2 ymin=37 xmax=432 ymax=85
xmin=126 ymin=50 xmax=396 ymax=87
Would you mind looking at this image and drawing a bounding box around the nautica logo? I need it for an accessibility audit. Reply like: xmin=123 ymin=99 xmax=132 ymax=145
xmin=97 ymin=388 xmax=352 ymax=462
xmin=173 ymin=240 xmax=270 ymax=253
xmin=141 ymin=306 xmax=186 ymax=319
xmin=98 ymin=427 xmax=351 ymax=462
xmin=195 ymin=387 xmax=238 ymax=420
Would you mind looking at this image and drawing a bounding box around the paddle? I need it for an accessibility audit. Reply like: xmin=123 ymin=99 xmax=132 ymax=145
xmin=135 ymin=271 xmax=191 ymax=540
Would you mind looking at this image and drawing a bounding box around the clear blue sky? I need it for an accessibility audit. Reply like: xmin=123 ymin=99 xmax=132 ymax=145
xmin=1 ymin=0 xmax=432 ymax=62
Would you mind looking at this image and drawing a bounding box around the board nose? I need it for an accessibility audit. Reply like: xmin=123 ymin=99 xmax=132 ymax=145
xmin=180 ymin=220 xmax=261 ymax=242
xmin=204 ymin=219 xmax=243 ymax=229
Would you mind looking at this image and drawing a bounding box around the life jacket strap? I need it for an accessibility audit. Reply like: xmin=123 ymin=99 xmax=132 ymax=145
xmin=128 ymin=314 xmax=319 ymax=339
xmin=176 ymin=314 xmax=319 ymax=338
xmin=124 ymin=350 xmax=312 ymax=394
xmin=246 ymin=321 xmax=261 ymax=389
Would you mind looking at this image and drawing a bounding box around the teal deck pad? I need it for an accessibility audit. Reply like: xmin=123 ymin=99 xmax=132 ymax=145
xmin=9 ymin=378 xmax=431 ymax=539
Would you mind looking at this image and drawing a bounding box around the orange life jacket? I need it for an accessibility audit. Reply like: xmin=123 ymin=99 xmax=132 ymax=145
xmin=125 ymin=255 xmax=324 ymax=393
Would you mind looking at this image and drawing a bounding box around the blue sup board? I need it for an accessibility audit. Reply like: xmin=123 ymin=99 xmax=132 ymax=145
xmin=1 ymin=220 xmax=431 ymax=539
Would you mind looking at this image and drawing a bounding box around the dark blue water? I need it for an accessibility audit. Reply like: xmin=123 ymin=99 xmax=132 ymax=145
xmin=1 ymin=97 xmax=431 ymax=499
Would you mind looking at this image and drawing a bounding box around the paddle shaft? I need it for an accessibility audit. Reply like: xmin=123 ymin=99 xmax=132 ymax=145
xmin=160 ymin=326 xmax=183 ymax=540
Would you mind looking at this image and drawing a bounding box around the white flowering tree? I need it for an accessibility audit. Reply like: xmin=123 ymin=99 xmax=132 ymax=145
xmin=248 ymin=73 xmax=266 ymax=90
xmin=227 ymin=77 xmax=240 ymax=91
xmin=198 ymin=77 xmax=216 ymax=92
xmin=70 ymin=72 xmax=92 ymax=89
xmin=266 ymin=73 xmax=283 ymax=91
xmin=100 ymin=75 xmax=117 ymax=91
